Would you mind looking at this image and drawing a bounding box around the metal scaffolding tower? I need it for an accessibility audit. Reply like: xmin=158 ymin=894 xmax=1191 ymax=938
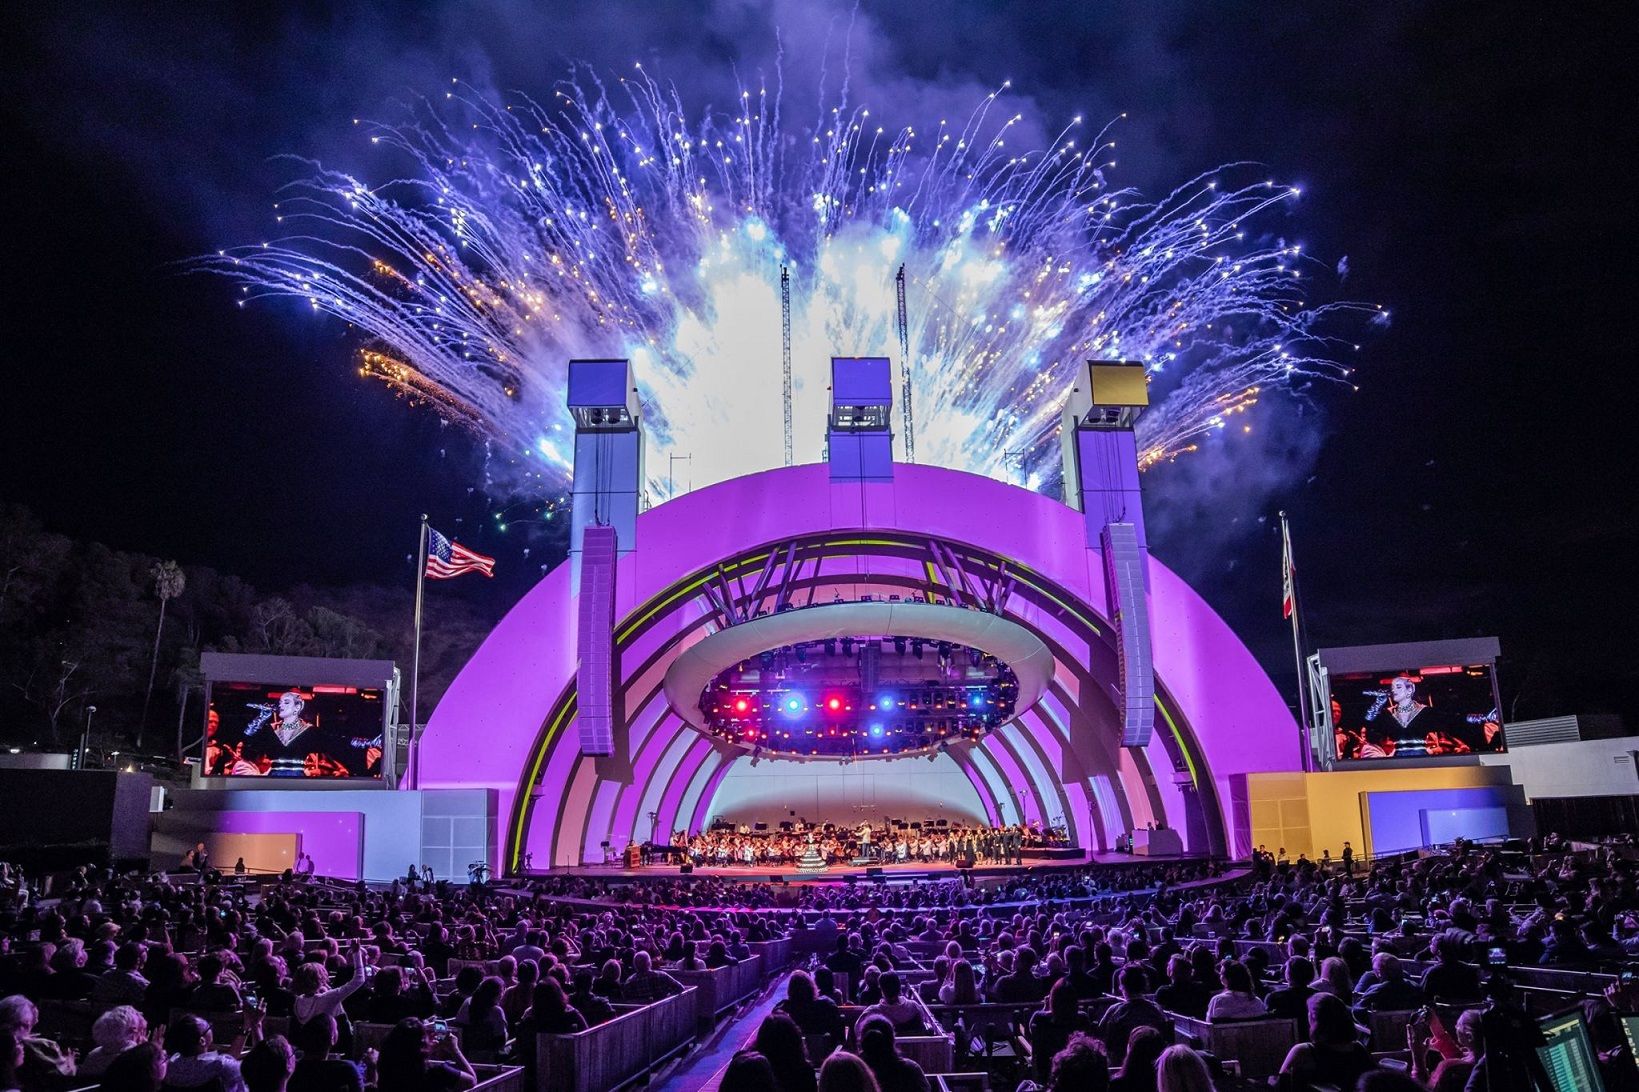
xmin=896 ymin=264 xmax=915 ymax=462
xmin=781 ymin=265 xmax=793 ymax=466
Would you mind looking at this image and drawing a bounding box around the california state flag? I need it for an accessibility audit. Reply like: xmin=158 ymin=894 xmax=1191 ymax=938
xmin=1281 ymin=517 xmax=1296 ymax=620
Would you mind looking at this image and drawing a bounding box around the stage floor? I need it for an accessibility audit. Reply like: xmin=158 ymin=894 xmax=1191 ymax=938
xmin=522 ymin=850 xmax=1204 ymax=883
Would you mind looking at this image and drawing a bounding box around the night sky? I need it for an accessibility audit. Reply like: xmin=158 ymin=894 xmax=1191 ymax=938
xmin=3 ymin=3 xmax=1634 ymax=721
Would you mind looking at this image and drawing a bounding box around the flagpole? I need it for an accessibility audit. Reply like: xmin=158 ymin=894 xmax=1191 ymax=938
xmin=1281 ymin=510 xmax=1312 ymax=773
xmin=407 ymin=513 xmax=429 ymax=789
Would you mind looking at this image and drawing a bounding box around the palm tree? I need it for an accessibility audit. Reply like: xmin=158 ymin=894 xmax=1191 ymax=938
xmin=138 ymin=559 xmax=185 ymax=747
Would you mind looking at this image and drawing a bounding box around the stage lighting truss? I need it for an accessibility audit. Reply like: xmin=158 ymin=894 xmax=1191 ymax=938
xmin=697 ymin=635 xmax=1020 ymax=757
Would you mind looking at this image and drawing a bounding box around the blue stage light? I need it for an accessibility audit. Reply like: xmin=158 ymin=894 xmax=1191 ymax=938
xmin=784 ymin=695 xmax=806 ymax=714
xmin=870 ymin=723 xmax=884 ymax=737
xmin=876 ymin=692 xmax=896 ymax=709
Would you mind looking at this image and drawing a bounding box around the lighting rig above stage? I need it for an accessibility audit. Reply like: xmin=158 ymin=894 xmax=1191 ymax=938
xmin=698 ymin=635 xmax=1021 ymax=757
xmin=662 ymin=597 xmax=1058 ymax=763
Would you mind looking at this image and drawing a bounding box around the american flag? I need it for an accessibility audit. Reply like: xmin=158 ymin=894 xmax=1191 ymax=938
xmin=425 ymin=526 xmax=496 ymax=580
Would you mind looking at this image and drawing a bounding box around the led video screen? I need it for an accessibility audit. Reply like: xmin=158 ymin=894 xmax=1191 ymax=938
xmin=1329 ymin=663 xmax=1504 ymax=760
xmin=204 ymin=681 xmax=386 ymax=778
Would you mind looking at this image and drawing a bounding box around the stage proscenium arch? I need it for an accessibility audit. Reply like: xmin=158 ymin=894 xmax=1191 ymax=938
xmin=418 ymin=461 xmax=1299 ymax=871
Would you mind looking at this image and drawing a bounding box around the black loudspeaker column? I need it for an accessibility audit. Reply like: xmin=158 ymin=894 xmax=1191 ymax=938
xmin=679 ymin=862 xmax=694 ymax=874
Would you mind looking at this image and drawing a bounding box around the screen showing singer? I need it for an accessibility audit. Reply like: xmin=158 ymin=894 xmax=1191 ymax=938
xmin=1329 ymin=664 xmax=1504 ymax=760
xmin=205 ymin=681 xmax=385 ymax=778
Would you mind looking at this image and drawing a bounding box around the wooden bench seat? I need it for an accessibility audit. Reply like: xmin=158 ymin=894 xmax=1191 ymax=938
xmin=535 ymin=987 xmax=697 ymax=1092
xmin=672 ymin=956 xmax=764 ymax=1029
xmin=1168 ymin=1012 xmax=1297 ymax=1079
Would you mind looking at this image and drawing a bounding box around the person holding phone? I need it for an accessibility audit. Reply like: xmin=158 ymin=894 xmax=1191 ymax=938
xmin=1408 ymin=1007 xmax=1481 ymax=1092
xmin=376 ymin=1018 xmax=474 ymax=1092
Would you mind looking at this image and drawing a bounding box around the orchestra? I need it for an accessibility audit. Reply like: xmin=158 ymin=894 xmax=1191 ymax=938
xmin=635 ymin=818 xmax=1070 ymax=869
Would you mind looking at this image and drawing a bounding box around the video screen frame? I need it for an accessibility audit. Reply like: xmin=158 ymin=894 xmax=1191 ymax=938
xmin=1310 ymin=637 xmax=1505 ymax=767
xmin=204 ymin=681 xmax=389 ymax=779
xmin=196 ymin=652 xmax=400 ymax=786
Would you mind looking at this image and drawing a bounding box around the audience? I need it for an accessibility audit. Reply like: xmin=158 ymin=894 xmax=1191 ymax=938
xmin=1 ymin=835 xmax=1635 ymax=1092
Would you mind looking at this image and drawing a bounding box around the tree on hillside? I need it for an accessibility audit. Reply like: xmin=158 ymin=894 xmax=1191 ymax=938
xmin=139 ymin=559 xmax=186 ymax=746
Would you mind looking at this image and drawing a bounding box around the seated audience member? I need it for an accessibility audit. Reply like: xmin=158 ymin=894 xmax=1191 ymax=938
xmin=669 ymin=940 xmax=705 ymax=972
xmin=566 ymin=970 xmax=616 ymax=1028
xmin=590 ymin=960 xmax=624 ymax=1001
xmin=855 ymin=1014 xmax=929 ymax=1092
xmin=375 ymin=1018 xmax=476 ymax=1092
xmin=438 ymin=967 xmax=483 ymax=1021
xmin=1408 ymin=1006 xmax=1483 ymax=1092
xmin=42 ymin=940 xmax=99 ymax=1001
xmin=1111 ymin=1026 xmax=1165 ymax=1092
xmin=856 ymin=966 xmax=883 ymax=1006
xmin=1026 ymin=981 xmax=1089 ymax=1082
xmin=1 ymin=1027 xmax=23 ymax=1092
xmin=1206 ymin=959 xmax=1268 ymax=1022
xmin=368 ymin=966 xmax=434 ymax=1025
xmin=80 ymin=1006 xmax=147 ymax=1079
xmin=1352 ymin=954 xmax=1423 ymax=1016
xmin=1154 ymin=1044 xmax=1212 ymax=1092
xmin=620 ymin=951 xmax=684 ymax=1003
xmin=1264 ymin=956 xmax=1317 ymax=1033
xmin=938 ymin=960 xmax=979 ymax=1006
xmin=720 ymin=1050 xmax=779 ymax=1092
xmin=0 ymin=993 xmax=77 ymax=1090
xmin=1098 ymin=965 xmax=1170 ymax=1066
xmin=1279 ymin=993 xmax=1374 ymax=1088
xmin=1040 ymin=1032 xmax=1110 ymax=1092
xmin=101 ymin=1041 xmax=168 ymax=1092
xmin=524 ymin=977 xmax=586 ymax=1035
xmin=862 ymin=972 xmax=922 ymax=1034
xmin=498 ymin=960 xmax=537 ymax=1028
xmin=162 ymin=1013 xmax=252 ymax=1092
xmin=187 ymin=952 xmax=245 ymax=1013
xmin=753 ymin=1013 xmax=818 ymax=1092
xmin=93 ymin=943 xmax=151 ymax=1006
xmin=241 ymin=1036 xmax=296 ymax=1092
xmin=991 ymin=947 xmax=1048 ymax=1003
xmin=777 ymin=970 xmax=846 ymax=1041
xmin=451 ymin=976 xmax=508 ymax=1060
xmin=1154 ymin=956 xmax=1209 ymax=1019
xmin=1420 ymin=931 xmax=1482 ymax=1002
xmin=1313 ymin=956 xmax=1354 ymax=1000
xmin=816 ymin=1051 xmax=877 ymax=1092
xmin=289 ymin=1013 xmax=364 ymax=1092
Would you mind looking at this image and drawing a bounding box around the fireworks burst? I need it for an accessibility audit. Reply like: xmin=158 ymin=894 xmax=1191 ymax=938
xmin=202 ymin=68 xmax=1376 ymax=500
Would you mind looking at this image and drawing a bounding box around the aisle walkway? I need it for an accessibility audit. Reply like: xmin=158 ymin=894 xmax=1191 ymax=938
xmin=652 ymin=973 xmax=791 ymax=1092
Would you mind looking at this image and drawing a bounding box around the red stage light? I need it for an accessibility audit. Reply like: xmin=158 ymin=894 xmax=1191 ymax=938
xmin=734 ymin=698 xmax=749 ymax=713
xmin=826 ymin=697 xmax=842 ymax=711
